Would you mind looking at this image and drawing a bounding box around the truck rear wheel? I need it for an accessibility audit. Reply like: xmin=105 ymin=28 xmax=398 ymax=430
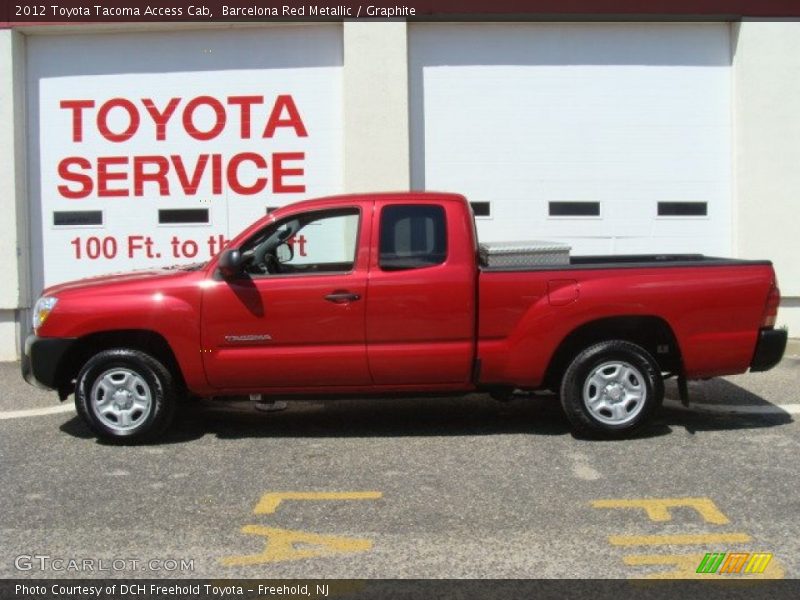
xmin=75 ymin=349 xmax=176 ymax=443
xmin=559 ymin=340 xmax=663 ymax=438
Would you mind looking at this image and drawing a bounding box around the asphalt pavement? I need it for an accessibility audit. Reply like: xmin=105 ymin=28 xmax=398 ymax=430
xmin=1 ymin=354 xmax=799 ymax=580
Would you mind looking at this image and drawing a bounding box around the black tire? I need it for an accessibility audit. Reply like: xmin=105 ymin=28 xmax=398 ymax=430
xmin=75 ymin=349 xmax=176 ymax=443
xmin=559 ymin=340 xmax=663 ymax=438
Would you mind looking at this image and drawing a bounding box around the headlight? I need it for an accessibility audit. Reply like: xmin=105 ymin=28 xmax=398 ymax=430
xmin=32 ymin=296 xmax=58 ymax=331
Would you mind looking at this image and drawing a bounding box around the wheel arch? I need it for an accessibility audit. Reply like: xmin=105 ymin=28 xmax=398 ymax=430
xmin=543 ymin=315 xmax=682 ymax=390
xmin=55 ymin=329 xmax=185 ymax=398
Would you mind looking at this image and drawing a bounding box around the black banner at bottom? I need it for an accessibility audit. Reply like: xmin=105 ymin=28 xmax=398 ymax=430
xmin=3 ymin=579 xmax=800 ymax=600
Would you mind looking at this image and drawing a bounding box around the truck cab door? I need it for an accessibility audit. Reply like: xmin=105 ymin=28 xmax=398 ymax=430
xmin=201 ymin=203 xmax=372 ymax=390
xmin=366 ymin=202 xmax=476 ymax=384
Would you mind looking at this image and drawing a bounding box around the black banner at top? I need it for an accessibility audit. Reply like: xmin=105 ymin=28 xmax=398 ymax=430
xmin=4 ymin=0 xmax=800 ymax=24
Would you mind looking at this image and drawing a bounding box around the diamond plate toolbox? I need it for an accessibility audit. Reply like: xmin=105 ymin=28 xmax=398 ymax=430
xmin=479 ymin=240 xmax=571 ymax=269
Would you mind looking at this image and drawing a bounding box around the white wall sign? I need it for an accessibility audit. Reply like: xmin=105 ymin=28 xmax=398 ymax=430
xmin=28 ymin=27 xmax=343 ymax=287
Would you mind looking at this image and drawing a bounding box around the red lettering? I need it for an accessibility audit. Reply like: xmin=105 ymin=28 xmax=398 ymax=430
xmin=183 ymin=96 xmax=226 ymax=141
xmin=227 ymin=96 xmax=263 ymax=139
xmin=172 ymin=155 xmax=209 ymax=195
xmin=287 ymin=235 xmax=308 ymax=257
xmin=133 ymin=156 xmax=170 ymax=196
xmin=227 ymin=152 xmax=268 ymax=195
xmin=263 ymin=95 xmax=307 ymax=138
xmin=142 ymin=98 xmax=180 ymax=141
xmin=273 ymin=152 xmax=305 ymax=193
xmin=97 ymin=156 xmax=129 ymax=197
xmin=62 ymin=95 xmax=310 ymax=144
xmin=59 ymin=100 xmax=95 ymax=143
xmin=212 ymin=154 xmax=223 ymax=195
xmin=57 ymin=157 xmax=93 ymax=199
xmin=97 ymin=98 xmax=140 ymax=143
xmin=56 ymin=151 xmax=307 ymax=198
xmin=182 ymin=239 xmax=199 ymax=258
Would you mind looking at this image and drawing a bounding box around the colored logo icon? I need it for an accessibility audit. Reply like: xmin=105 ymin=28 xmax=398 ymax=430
xmin=696 ymin=552 xmax=773 ymax=574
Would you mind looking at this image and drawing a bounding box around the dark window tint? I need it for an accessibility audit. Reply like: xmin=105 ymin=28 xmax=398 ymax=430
xmin=380 ymin=205 xmax=447 ymax=270
xmin=470 ymin=202 xmax=491 ymax=217
xmin=657 ymin=202 xmax=708 ymax=216
xmin=549 ymin=202 xmax=600 ymax=217
xmin=53 ymin=211 xmax=102 ymax=226
xmin=266 ymin=206 xmax=279 ymax=214
xmin=158 ymin=209 xmax=209 ymax=224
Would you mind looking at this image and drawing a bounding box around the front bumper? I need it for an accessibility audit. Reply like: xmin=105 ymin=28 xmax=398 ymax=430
xmin=21 ymin=334 xmax=77 ymax=390
xmin=750 ymin=328 xmax=788 ymax=372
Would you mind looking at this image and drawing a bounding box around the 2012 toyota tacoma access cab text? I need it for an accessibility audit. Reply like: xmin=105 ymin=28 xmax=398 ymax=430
xmin=22 ymin=192 xmax=788 ymax=441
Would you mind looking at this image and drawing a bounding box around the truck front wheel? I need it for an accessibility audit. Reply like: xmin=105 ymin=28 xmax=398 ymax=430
xmin=559 ymin=340 xmax=663 ymax=438
xmin=75 ymin=349 xmax=176 ymax=443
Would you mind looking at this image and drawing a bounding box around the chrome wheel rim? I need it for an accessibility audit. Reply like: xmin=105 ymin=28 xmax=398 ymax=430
xmin=90 ymin=368 xmax=152 ymax=433
xmin=582 ymin=360 xmax=647 ymax=425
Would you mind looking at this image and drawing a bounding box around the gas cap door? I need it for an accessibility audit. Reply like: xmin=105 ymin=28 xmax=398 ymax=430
xmin=547 ymin=279 xmax=579 ymax=306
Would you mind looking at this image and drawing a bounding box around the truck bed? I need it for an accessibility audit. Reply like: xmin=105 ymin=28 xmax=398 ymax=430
xmin=480 ymin=253 xmax=772 ymax=272
xmin=476 ymin=257 xmax=777 ymax=387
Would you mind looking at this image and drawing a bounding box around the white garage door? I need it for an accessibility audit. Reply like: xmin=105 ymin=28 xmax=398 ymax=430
xmin=27 ymin=26 xmax=343 ymax=289
xmin=410 ymin=23 xmax=732 ymax=256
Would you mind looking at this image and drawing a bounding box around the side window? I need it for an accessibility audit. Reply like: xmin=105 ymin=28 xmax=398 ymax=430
xmin=379 ymin=205 xmax=447 ymax=270
xmin=283 ymin=210 xmax=359 ymax=271
xmin=243 ymin=208 xmax=360 ymax=276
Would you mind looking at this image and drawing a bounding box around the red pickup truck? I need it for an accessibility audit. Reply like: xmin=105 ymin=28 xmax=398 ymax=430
xmin=22 ymin=192 xmax=787 ymax=441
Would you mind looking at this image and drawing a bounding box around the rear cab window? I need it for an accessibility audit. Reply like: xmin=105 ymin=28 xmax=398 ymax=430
xmin=379 ymin=205 xmax=447 ymax=271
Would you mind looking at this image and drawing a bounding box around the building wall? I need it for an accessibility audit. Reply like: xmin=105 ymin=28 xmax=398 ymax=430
xmin=0 ymin=20 xmax=798 ymax=361
xmin=343 ymin=22 xmax=410 ymax=192
xmin=733 ymin=19 xmax=800 ymax=334
xmin=0 ymin=29 xmax=28 ymax=361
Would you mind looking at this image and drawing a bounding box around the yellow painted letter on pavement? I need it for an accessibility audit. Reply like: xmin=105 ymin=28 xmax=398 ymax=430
xmin=591 ymin=497 xmax=729 ymax=524
xmin=220 ymin=525 xmax=373 ymax=566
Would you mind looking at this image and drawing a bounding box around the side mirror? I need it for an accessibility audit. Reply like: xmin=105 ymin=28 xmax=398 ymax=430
xmin=218 ymin=249 xmax=244 ymax=279
xmin=276 ymin=242 xmax=294 ymax=264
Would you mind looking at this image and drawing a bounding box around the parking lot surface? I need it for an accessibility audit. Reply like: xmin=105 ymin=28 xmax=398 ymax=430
xmin=1 ymin=355 xmax=799 ymax=579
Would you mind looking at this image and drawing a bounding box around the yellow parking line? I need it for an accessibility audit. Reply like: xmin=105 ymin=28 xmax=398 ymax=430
xmin=591 ymin=497 xmax=730 ymax=524
xmin=610 ymin=533 xmax=752 ymax=546
xmin=253 ymin=491 xmax=383 ymax=514
xmin=624 ymin=553 xmax=714 ymax=579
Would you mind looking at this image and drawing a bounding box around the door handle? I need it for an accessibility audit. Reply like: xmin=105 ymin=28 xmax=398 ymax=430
xmin=325 ymin=291 xmax=361 ymax=304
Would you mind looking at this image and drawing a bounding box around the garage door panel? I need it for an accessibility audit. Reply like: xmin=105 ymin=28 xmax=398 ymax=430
xmin=615 ymin=235 xmax=728 ymax=256
xmin=411 ymin=23 xmax=732 ymax=257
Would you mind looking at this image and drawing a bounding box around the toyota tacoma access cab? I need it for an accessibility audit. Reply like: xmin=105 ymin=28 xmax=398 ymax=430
xmin=22 ymin=193 xmax=787 ymax=441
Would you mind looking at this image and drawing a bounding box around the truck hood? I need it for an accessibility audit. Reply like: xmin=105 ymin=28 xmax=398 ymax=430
xmin=41 ymin=264 xmax=206 ymax=297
